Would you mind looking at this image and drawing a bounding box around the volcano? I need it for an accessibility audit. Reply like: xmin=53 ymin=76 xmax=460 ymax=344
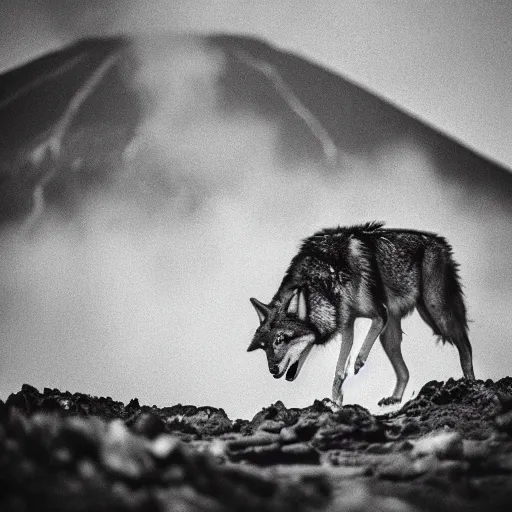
xmin=1 ymin=33 xmax=511 ymax=225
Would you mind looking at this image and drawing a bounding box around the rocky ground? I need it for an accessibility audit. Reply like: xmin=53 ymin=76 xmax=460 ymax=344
xmin=2 ymin=378 xmax=512 ymax=511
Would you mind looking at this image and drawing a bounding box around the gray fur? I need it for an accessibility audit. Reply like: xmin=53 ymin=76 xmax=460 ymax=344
xmin=249 ymin=222 xmax=475 ymax=406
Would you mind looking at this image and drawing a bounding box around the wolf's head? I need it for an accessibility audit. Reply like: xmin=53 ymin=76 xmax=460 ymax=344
xmin=247 ymin=289 xmax=317 ymax=381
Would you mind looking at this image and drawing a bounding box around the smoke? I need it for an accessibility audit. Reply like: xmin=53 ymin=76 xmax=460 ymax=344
xmin=2 ymin=8 xmax=512 ymax=418
xmin=0 ymin=34 xmax=502 ymax=419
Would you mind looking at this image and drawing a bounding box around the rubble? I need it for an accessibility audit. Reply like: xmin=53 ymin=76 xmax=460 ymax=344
xmin=3 ymin=378 xmax=512 ymax=510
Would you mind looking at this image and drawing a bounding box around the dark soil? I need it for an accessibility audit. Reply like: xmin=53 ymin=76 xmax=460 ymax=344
xmin=3 ymin=378 xmax=512 ymax=511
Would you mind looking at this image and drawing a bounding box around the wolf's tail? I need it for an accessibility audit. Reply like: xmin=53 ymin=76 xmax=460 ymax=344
xmin=418 ymin=240 xmax=475 ymax=379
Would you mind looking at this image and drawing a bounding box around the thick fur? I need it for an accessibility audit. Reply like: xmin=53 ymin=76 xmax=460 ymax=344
xmin=249 ymin=222 xmax=475 ymax=405
xmin=279 ymin=222 xmax=468 ymax=344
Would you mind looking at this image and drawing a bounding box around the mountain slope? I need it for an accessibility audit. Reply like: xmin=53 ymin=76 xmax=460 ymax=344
xmin=1 ymin=33 xmax=512 ymax=419
xmin=1 ymin=33 xmax=510 ymax=225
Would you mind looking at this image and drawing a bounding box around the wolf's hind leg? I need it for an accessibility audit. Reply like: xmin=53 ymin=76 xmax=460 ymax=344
xmin=422 ymin=247 xmax=475 ymax=380
xmin=424 ymin=300 xmax=475 ymax=380
xmin=417 ymin=299 xmax=474 ymax=379
xmin=378 ymin=316 xmax=409 ymax=406
xmin=416 ymin=301 xmax=442 ymax=337
xmin=453 ymin=333 xmax=475 ymax=380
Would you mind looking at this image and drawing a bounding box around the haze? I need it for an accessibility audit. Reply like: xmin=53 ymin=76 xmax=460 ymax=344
xmin=0 ymin=1 xmax=511 ymax=420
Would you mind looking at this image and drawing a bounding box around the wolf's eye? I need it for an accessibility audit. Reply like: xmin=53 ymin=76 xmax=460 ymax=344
xmin=274 ymin=333 xmax=286 ymax=346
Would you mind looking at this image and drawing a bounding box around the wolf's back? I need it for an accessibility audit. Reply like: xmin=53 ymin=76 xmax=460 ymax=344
xmin=284 ymin=223 xmax=467 ymax=331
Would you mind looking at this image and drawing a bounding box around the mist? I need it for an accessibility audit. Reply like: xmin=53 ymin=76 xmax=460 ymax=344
xmin=2 ymin=3 xmax=512 ymax=420
xmin=1 ymin=32 xmax=509 ymax=419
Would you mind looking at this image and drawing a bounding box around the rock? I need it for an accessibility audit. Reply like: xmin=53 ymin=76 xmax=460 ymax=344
xmin=383 ymin=416 xmax=421 ymax=440
xmin=59 ymin=416 xmax=105 ymax=460
xmin=280 ymin=442 xmax=320 ymax=464
xmin=280 ymin=426 xmax=299 ymax=443
xmin=243 ymin=401 xmax=301 ymax=434
xmin=436 ymin=459 xmax=470 ymax=477
xmin=327 ymin=481 xmax=373 ymax=511
xmin=462 ymin=439 xmax=492 ymax=460
xmin=232 ymin=418 xmax=250 ymax=433
xmin=377 ymin=453 xmax=438 ymax=480
xmin=365 ymin=441 xmax=411 ymax=454
xmin=482 ymin=453 xmax=512 ymax=474
xmin=256 ymin=419 xmax=286 ymax=433
xmin=226 ymin=432 xmax=281 ymax=450
xmin=100 ymin=420 xmax=155 ymax=481
xmin=311 ymin=413 xmax=387 ymax=450
xmin=77 ymin=458 xmax=99 ymax=480
xmin=410 ymin=431 xmax=463 ymax=459
xmin=6 ymin=380 xmax=512 ymax=510
xmin=205 ymin=439 xmax=227 ymax=461
xmin=125 ymin=398 xmax=140 ymax=411
xmin=132 ymin=413 xmax=166 ymax=439
xmin=495 ymin=410 xmax=512 ymax=434
xmin=314 ymin=424 xmax=356 ymax=443
xmin=330 ymin=481 xmax=418 ymax=512
xmin=159 ymin=404 xmax=234 ymax=438
xmin=496 ymin=392 xmax=512 ymax=413
xmin=284 ymin=418 xmax=321 ymax=442
xmin=377 ymin=496 xmax=419 ymax=512
xmin=227 ymin=435 xmax=320 ymax=465
xmin=384 ymin=378 xmax=505 ymax=440
xmin=161 ymin=464 xmax=187 ymax=484
xmin=149 ymin=435 xmax=181 ymax=461
xmin=228 ymin=441 xmax=282 ymax=464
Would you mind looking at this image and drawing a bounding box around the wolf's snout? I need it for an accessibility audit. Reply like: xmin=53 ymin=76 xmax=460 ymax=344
xmin=270 ymin=365 xmax=279 ymax=375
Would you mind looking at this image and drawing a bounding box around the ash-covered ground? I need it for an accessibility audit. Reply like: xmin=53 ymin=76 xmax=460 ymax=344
xmin=3 ymin=379 xmax=512 ymax=511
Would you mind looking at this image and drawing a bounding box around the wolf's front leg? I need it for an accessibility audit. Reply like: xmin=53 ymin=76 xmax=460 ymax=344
xmin=332 ymin=320 xmax=355 ymax=406
xmin=354 ymin=310 xmax=388 ymax=374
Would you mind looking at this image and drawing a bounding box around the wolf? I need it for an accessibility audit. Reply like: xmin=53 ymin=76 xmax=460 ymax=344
xmin=248 ymin=222 xmax=475 ymax=406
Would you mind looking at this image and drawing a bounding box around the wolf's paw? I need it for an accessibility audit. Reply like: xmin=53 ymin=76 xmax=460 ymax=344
xmin=332 ymin=391 xmax=344 ymax=407
xmin=378 ymin=396 xmax=401 ymax=407
xmin=354 ymin=356 xmax=365 ymax=374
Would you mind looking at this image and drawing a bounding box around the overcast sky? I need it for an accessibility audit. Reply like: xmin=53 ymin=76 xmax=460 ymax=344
xmin=1 ymin=0 xmax=511 ymax=169
xmin=2 ymin=2 xmax=512 ymax=418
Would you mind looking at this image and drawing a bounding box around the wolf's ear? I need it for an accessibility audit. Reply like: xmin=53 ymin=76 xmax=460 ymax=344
xmin=297 ymin=289 xmax=307 ymax=321
xmin=250 ymin=298 xmax=270 ymax=324
xmin=247 ymin=338 xmax=264 ymax=352
xmin=286 ymin=288 xmax=307 ymax=321
xmin=285 ymin=288 xmax=299 ymax=314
